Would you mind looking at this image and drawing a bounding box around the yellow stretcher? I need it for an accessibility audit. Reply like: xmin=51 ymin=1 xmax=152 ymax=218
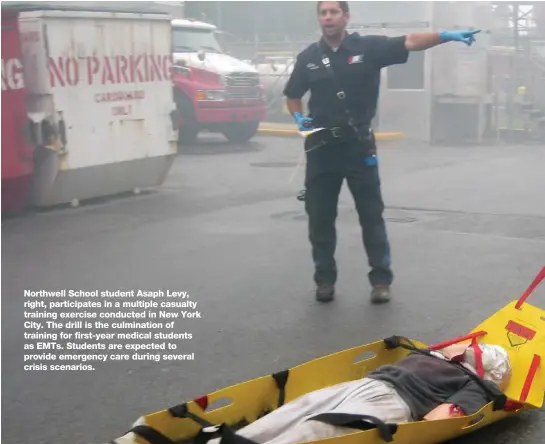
xmin=111 ymin=267 xmax=545 ymax=444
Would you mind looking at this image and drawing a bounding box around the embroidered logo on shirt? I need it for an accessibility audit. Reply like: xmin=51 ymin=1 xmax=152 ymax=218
xmin=348 ymin=54 xmax=364 ymax=64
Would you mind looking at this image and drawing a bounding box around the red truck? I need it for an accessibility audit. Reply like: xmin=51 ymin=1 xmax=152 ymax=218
xmin=170 ymin=19 xmax=267 ymax=145
xmin=1 ymin=7 xmax=34 ymax=214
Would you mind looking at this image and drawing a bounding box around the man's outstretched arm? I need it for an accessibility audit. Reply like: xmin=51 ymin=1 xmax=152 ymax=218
xmin=405 ymin=30 xmax=480 ymax=51
xmin=368 ymin=30 xmax=480 ymax=68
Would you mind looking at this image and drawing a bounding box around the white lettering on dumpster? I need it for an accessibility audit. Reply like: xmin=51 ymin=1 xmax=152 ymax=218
xmin=1 ymin=58 xmax=25 ymax=91
xmin=48 ymin=54 xmax=172 ymax=87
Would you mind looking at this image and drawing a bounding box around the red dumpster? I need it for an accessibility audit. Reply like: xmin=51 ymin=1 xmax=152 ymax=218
xmin=1 ymin=8 xmax=33 ymax=214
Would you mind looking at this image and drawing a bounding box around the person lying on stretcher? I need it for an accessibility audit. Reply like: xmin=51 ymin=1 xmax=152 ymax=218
xmin=206 ymin=342 xmax=512 ymax=444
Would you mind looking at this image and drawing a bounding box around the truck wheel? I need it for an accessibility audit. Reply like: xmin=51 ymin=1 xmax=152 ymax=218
xmin=175 ymin=93 xmax=199 ymax=146
xmin=178 ymin=118 xmax=199 ymax=146
xmin=222 ymin=121 xmax=260 ymax=144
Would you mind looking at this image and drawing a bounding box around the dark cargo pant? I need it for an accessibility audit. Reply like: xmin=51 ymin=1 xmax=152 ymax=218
xmin=303 ymin=130 xmax=393 ymax=287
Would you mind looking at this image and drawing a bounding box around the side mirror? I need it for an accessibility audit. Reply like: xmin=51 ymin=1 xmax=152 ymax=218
xmin=197 ymin=50 xmax=206 ymax=61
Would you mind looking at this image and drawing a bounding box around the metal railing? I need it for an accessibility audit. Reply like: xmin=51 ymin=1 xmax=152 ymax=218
xmin=529 ymin=41 xmax=545 ymax=112
xmin=222 ymin=39 xmax=316 ymax=61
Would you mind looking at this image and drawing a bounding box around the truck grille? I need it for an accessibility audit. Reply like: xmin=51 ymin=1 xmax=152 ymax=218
xmin=227 ymin=90 xmax=260 ymax=100
xmin=225 ymin=72 xmax=259 ymax=87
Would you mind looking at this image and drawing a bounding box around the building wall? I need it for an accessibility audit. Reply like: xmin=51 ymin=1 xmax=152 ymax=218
xmin=349 ymin=1 xmax=496 ymax=142
xmin=348 ymin=2 xmax=434 ymax=141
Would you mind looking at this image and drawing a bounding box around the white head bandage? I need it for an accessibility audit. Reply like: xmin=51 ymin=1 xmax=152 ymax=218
xmin=462 ymin=344 xmax=512 ymax=389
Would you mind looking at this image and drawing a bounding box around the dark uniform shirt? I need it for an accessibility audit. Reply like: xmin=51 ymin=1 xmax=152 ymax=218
xmin=283 ymin=32 xmax=409 ymax=128
xmin=367 ymin=353 xmax=503 ymax=420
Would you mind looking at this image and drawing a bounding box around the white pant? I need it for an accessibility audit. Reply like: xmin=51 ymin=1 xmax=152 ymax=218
xmin=207 ymin=378 xmax=412 ymax=444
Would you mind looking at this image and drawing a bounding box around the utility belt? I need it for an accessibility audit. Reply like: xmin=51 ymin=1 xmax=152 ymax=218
xmin=305 ymin=124 xmax=377 ymax=160
xmin=308 ymin=124 xmax=373 ymax=144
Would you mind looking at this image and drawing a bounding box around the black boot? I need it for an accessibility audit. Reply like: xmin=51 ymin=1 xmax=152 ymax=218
xmin=316 ymin=283 xmax=335 ymax=302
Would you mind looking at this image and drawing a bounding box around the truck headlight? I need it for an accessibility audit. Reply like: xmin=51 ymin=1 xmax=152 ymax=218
xmin=196 ymin=90 xmax=226 ymax=101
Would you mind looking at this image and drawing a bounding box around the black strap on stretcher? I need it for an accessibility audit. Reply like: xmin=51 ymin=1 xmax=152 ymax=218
xmin=309 ymin=413 xmax=397 ymax=442
xmin=120 ymin=426 xmax=175 ymax=444
xmin=190 ymin=411 xmax=396 ymax=444
xmin=123 ymin=370 xmax=290 ymax=444
xmin=174 ymin=366 xmax=394 ymax=444
xmin=272 ymin=369 xmax=289 ymax=408
xmin=126 ymin=366 xmax=395 ymax=444
xmin=194 ymin=424 xmax=259 ymax=444
xmin=383 ymin=335 xmax=508 ymax=411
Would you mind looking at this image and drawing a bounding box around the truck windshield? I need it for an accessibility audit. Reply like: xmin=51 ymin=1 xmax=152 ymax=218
xmin=172 ymin=28 xmax=223 ymax=53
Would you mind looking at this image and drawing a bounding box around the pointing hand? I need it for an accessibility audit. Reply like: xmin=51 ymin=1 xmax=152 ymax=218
xmin=440 ymin=30 xmax=481 ymax=46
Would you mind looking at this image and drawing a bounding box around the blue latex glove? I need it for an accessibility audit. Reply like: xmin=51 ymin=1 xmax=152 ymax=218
xmin=294 ymin=112 xmax=314 ymax=131
xmin=440 ymin=29 xmax=480 ymax=46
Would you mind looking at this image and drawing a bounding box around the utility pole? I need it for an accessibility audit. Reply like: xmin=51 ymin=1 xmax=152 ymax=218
xmin=509 ymin=2 xmax=520 ymax=131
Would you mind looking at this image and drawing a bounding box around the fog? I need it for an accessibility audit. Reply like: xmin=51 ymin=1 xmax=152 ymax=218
xmin=4 ymin=0 xmax=543 ymax=143
xmin=183 ymin=0 xmax=545 ymax=144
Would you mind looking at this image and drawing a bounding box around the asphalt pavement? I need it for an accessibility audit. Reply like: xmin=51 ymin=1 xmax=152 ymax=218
xmin=2 ymin=134 xmax=544 ymax=444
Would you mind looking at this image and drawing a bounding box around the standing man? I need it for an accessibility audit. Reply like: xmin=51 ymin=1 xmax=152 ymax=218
xmin=284 ymin=1 xmax=479 ymax=303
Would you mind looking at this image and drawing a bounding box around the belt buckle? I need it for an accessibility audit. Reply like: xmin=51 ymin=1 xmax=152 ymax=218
xmin=331 ymin=127 xmax=342 ymax=138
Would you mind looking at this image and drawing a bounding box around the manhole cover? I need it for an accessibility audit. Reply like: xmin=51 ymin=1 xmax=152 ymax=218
xmin=385 ymin=216 xmax=418 ymax=224
xmin=251 ymin=161 xmax=298 ymax=168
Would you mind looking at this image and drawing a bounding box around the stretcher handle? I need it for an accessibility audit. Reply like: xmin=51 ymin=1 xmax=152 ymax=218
xmin=515 ymin=266 xmax=545 ymax=310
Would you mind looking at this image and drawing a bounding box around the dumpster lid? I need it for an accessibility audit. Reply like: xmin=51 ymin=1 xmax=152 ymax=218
xmin=1 ymin=1 xmax=171 ymax=15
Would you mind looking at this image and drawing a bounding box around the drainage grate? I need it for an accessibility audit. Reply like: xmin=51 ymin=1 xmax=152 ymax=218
xmin=251 ymin=161 xmax=298 ymax=168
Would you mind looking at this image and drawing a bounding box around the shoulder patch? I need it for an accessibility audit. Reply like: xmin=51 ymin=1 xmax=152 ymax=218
xmin=348 ymin=54 xmax=364 ymax=64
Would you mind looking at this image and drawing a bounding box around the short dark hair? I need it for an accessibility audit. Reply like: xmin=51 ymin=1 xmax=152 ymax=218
xmin=317 ymin=1 xmax=349 ymax=13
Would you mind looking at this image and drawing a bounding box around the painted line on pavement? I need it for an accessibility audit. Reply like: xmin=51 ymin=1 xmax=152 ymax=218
xmin=257 ymin=127 xmax=404 ymax=140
